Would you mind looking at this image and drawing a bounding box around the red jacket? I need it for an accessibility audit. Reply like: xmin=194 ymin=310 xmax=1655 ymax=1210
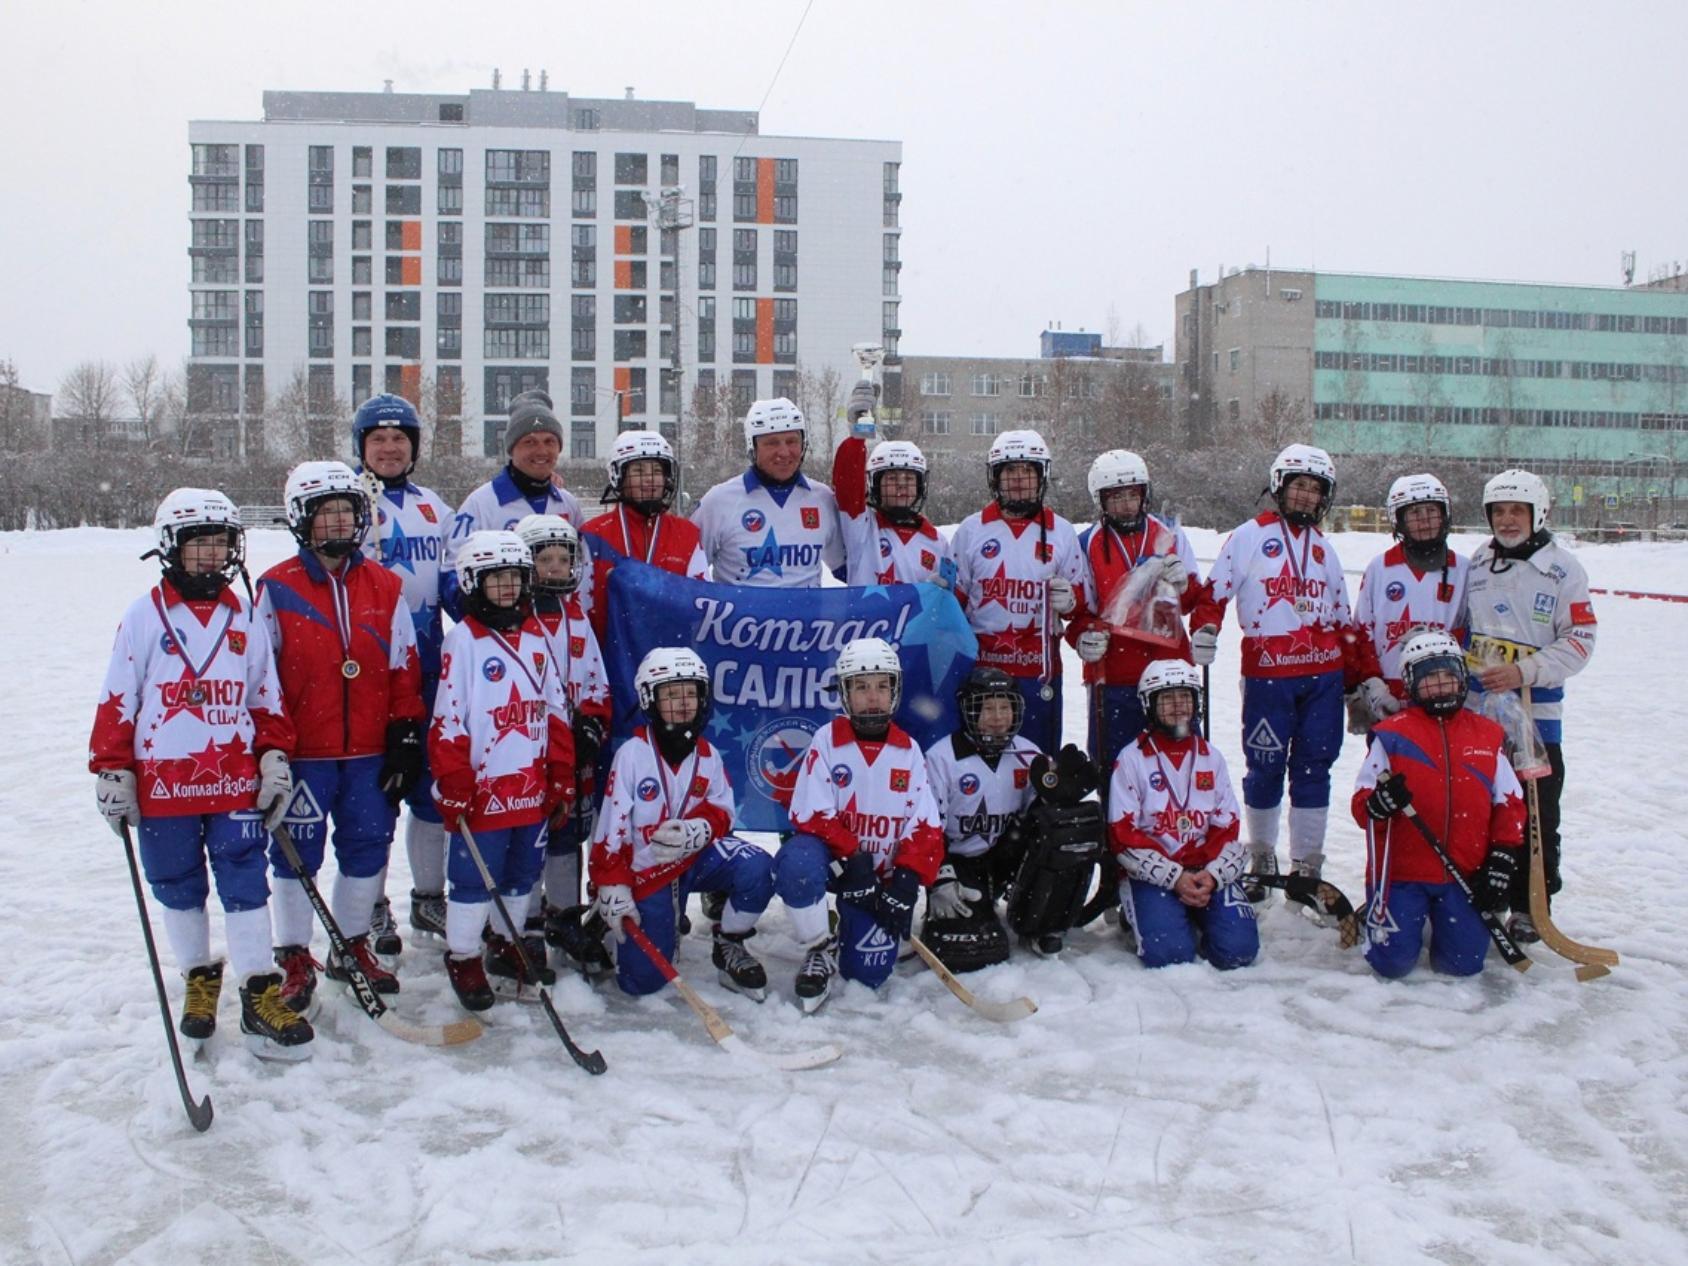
xmin=1066 ymin=518 xmax=1200 ymax=686
xmin=580 ymin=506 xmax=707 ymax=645
xmin=257 ymin=550 xmax=424 ymax=760
xmin=1350 ymin=707 xmax=1525 ymax=884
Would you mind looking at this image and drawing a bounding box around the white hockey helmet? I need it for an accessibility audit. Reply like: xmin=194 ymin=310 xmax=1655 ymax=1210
xmin=1483 ymin=469 xmax=1551 ymax=534
xmin=1088 ymin=449 xmax=1151 ymax=511
xmin=606 ymin=429 xmax=677 ymax=510
xmin=742 ymin=396 xmax=806 ymax=458
xmin=1136 ymin=658 xmax=1203 ymax=719
xmin=1270 ymin=443 xmax=1337 ymax=495
xmin=634 ymin=646 xmax=711 ymax=713
xmin=514 ymin=513 xmax=582 ymax=594
xmin=1386 ymin=473 xmax=1451 ymax=518
xmin=454 ymin=529 xmax=532 ymax=595
xmin=152 ymin=488 xmax=246 ymax=588
xmin=987 ymin=429 xmax=1052 ymax=474
xmin=1398 ymin=629 xmax=1467 ymax=717
xmin=284 ymin=460 xmax=370 ymax=555
xmin=835 ymin=636 xmax=903 ymax=732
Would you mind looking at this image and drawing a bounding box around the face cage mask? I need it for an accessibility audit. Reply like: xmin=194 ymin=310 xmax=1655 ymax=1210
xmin=1407 ymin=658 xmax=1468 ymax=719
xmin=646 ymin=683 xmax=710 ymax=763
xmin=841 ymin=673 xmax=901 ymax=739
xmin=164 ymin=526 xmax=245 ymax=599
xmin=991 ymin=464 xmax=1047 ymax=517
xmin=1275 ymin=478 xmax=1331 ymax=528
xmin=530 ymin=543 xmax=582 ymax=597
xmin=465 ymin=568 xmax=531 ymax=631
xmin=868 ymin=469 xmax=927 ymax=526
xmin=1146 ymin=688 xmax=1199 ymax=739
xmin=1101 ymin=484 xmax=1150 ymax=534
xmin=294 ymin=496 xmax=370 ymax=559
xmin=1395 ymin=504 xmax=1449 ymax=566
xmin=960 ymin=690 xmax=1024 ymax=755
xmin=608 ymin=460 xmax=677 ymax=518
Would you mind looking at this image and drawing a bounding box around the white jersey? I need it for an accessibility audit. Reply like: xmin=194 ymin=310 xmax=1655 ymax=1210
xmin=1464 ymin=536 xmax=1597 ymax=743
xmin=1106 ymin=733 xmax=1244 ymax=887
xmin=840 ymin=513 xmax=954 ymax=587
xmin=445 ymin=470 xmax=589 ymax=617
xmin=788 ymin=717 xmax=945 ymax=881
xmin=360 ymin=477 xmax=452 ymax=678
xmin=951 ymin=504 xmax=1090 ymax=679
xmin=534 ymin=597 xmax=610 ymax=723
xmin=1352 ymin=543 xmax=1471 ymax=689
xmin=693 ymin=468 xmax=844 ymax=587
xmin=1200 ymin=511 xmax=1354 ymax=679
xmin=588 ymin=727 xmax=736 ymax=898
xmin=923 ymin=733 xmax=1041 ymax=858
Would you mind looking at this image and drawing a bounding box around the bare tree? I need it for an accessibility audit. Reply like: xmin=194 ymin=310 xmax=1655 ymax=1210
xmin=1246 ymin=386 xmax=1310 ymax=452
xmin=123 ymin=355 xmax=169 ymax=450
xmin=0 ymin=358 xmax=46 ymax=452
xmin=268 ymin=366 xmax=313 ymax=462
xmin=789 ymin=362 xmax=844 ymax=467
xmin=59 ymin=360 xmax=121 ymax=428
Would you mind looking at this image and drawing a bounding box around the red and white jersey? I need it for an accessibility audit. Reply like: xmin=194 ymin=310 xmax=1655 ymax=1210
xmin=951 ymin=504 xmax=1090 ymax=679
xmin=789 ymin=717 xmax=945 ymax=884
xmin=430 ymin=615 xmax=575 ymax=832
xmin=534 ymin=596 xmax=611 ymax=725
xmin=1353 ymin=545 xmax=1471 ymax=691
xmin=1070 ymin=515 xmax=1202 ymax=687
xmin=1107 ymin=733 xmax=1244 ymax=887
xmin=89 ymin=581 xmax=294 ymax=818
xmin=1194 ymin=511 xmax=1355 ymax=680
xmin=923 ymin=733 xmax=1041 ymax=858
xmin=831 ymin=435 xmax=954 ymax=586
xmin=588 ymin=727 xmax=736 ymax=899
xmin=693 ymin=468 xmax=844 ymax=587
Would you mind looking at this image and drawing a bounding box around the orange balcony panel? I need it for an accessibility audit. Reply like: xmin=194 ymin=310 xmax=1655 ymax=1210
xmin=613 ymin=367 xmax=631 ymax=417
xmin=614 ymin=224 xmax=632 ymax=254
xmin=400 ymin=256 xmax=422 ymax=286
xmin=401 ymin=221 xmax=421 ymax=251
xmin=756 ymin=297 xmax=774 ymax=363
xmin=757 ymin=157 xmax=775 ymax=224
xmin=614 ymin=259 xmax=633 ymax=289
xmin=398 ymin=364 xmax=421 ymax=404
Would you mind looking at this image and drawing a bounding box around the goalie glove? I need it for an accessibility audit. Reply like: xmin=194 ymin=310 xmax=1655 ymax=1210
xmin=257 ymin=750 xmax=293 ymax=831
xmin=648 ymin=816 xmax=712 ymax=864
xmin=96 ymin=769 xmax=139 ymax=837
xmin=926 ymin=864 xmax=983 ymax=920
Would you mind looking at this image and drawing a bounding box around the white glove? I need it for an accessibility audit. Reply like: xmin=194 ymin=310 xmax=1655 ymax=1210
xmin=592 ymin=884 xmax=638 ymax=942
xmin=926 ymin=865 xmax=983 ymax=920
xmin=1077 ymin=629 xmax=1111 ymax=663
xmin=1191 ymin=625 xmax=1219 ymax=666
xmin=1160 ymin=554 xmax=1189 ymax=593
xmin=1047 ymin=577 xmax=1076 ymax=615
xmin=96 ymin=770 xmax=139 ymax=837
xmin=257 ymin=750 xmax=293 ymax=831
xmin=1361 ymin=677 xmax=1404 ymax=719
xmin=648 ymin=817 xmax=713 ymax=864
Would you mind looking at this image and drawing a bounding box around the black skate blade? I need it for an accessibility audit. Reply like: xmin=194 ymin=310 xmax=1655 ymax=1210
xmin=243 ymin=1032 xmax=313 ymax=1063
xmin=716 ymin=972 xmax=768 ymax=1004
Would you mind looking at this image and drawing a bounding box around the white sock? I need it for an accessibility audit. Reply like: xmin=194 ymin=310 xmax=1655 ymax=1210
xmin=407 ymin=818 xmax=447 ymax=894
xmin=223 ymin=906 xmax=273 ymax=979
xmin=543 ymin=852 xmax=580 ymax=909
xmin=490 ymin=890 xmax=530 ymax=940
xmin=270 ymin=877 xmax=315 ymax=949
xmin=160 ymin=905 xmax=211 ymax=972
xmin=331 ymin=871 xmax=385 ymax=939
xmin=787 ymin=900 xmax=831 ymax=946
xmin=1288 ymin=806 xmax=1329 ymax=864
xmin=446 ymin=899 xmax=489 ymax=957
xmin=1245 ymin=805 xmax=1281 ymax=851
xmin=719 ymin=899 xmax=757 ymax=936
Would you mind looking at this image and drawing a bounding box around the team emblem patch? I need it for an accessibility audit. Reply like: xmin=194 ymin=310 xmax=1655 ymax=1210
xmin=691 ymin=775 xmax=710 ymax=797
xmin=569 ymin=636 xmax=585 ymax=658
xmin=1262 ymin=538 xmax=1283 ymax=558
xmin=879 ymin=536 xmax=893 ymax=558
xmin=981 ymin=539 xmax=1002 ymax=559
xmin=741 ymin=509 xmax=766 ymax=532
xmin=482 ymin=657 xmax=506 ymax=682
xmin=1385 ymin=581 xmax=1406 ymax=602
xmin=959 ymin=773 xmax=981 ymax=796
xmin=1313 ymin=545 xmax=1326 ymax=564
xmin=1036 ymin=543 xmax=1053 ymax=562
xmin=533 ymin=653 xmax=546 ymax=676
xmin=802 ymin=506 xmax=821 ymax=530
xmin=920 ymin=550 xmax=936 ymax=570
xmin=1013 ymin=768 xmax=1028 ymax=788
xmin=1570 ymin=601 xmax=1597 ymax=626
xmin=227 ymin=630 xmax=246 ymax=654
xmin=160 ymin=630 xmax=181 ymax=654
xmin=1148 ymin=770 xmax=1167 ymax=791
xmin=890 ymin=768 xmax=910 ymax=792
xmin=830 ymin=763 xmax=853 ymax=788
xmin=1196 ymin=771 xmax=1215 ymax=791
xmin=747 ymin=717 xmax=820 ymax=806
xmin=637 ymin=778 xmax=661 ymax=802
xmin=419 ymin=504 xmax=437 ymax=523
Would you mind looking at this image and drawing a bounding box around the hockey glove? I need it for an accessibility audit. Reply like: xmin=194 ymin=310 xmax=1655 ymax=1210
xmin=832 ymin=850 xmax=879 ymax=913
xmin=574 ymin=714 xmax=605 ymax=770
xmin=1160 ymin=554 xmax=1189 ymax=593
xmin=1047 ymin=576 xmax=1076 ymax=616
xmin=1360 ymin=677 xmax=1404 ymax=722
xmin=874 ymin=866 xmax=922 ymax=940
xmin=1076 ymin=629 xmax=1111 ymax=663
xmin=1191 ymin=625 xmax=1220 ymax=666
xmin=379 ymin=720 xmax=425 ymax=806
xmin=436 ymin=778 xmax=475 ymax=835
xmin=927 ymin=863 xmax=983 ymax=920
xmin=648 ymin=816 xmax=713 ymax=864
xmin=257 ymin=750 xmax=293 ymax=831
xmin=1343 ymin=689 xmax=1372 ymax=736
xmin=592 ymin=884 xmax=638 ymax=943
xmin=1471 ymin=847 xmax=1518 ymax=914
xmin=846 ymin=380 xmax=879 ymax=431
xmin=96 ymin=769 xmax=139 ymax=837
xmin=1364 ymin=772 xmax=1413 ymax=821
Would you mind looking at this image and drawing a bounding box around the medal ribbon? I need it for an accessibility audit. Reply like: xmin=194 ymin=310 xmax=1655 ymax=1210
xmin=618 ymin=505 xmax=661 ymax=565
xmin=325 ymin=566 xmax=357 ymax=668
xmin=653 ymin=744 xmax=701 ymax=825
xmin=487 ymin=628 xmax=546 ymax=697
xmin=151 ymin=587 xmax=235 ymax=689
xmin=1276 ymin=521 xmax=1314 ymax=587
xmin=1105 ymin=521 xmax=1150 ymax=571
xmin=1146 ymin=736 xmax=1199 ymax=846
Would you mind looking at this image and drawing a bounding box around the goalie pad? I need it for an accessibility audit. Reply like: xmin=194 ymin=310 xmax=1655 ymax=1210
xmin=922 ymin=853 xmax=1010 ymax=972
xmin=1005 ymin=799 xmax=1106 ymax=939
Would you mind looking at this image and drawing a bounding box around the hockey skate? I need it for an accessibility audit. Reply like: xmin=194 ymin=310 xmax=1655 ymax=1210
xmin=179 ymin=962 xmax=223 ymax=1043
xmin=274 ymin=944 xmax=320 ymax=1017
xmin=444 ymin=951 xmax=495 ymax=1012
xmin=486 ymin=931 xmax=556 ymax=999
xmin=1019 ymin=931 xmax=1065 ymax=958
xmin=409 ymin=889 xmax=447 ymax=944
xmin=1506 ymin=912 xmax=1541 ymax=945
xmin=546 ymin=905 xmax=615 ymax=978
xmin=239 ymin=971 xmax=315 ymax=1061
xmin=1289 ymin=855 xmax=1333 ymax=928
xmin=370 ymin=896 xmax=403 ymax=957
xmin=795 ymin=936 xmax=839 ymax=1014
xmin=325 ymin=933 xmax=401 ymax=994
xmin=711 ymin=926 xmax=768 ymax=1003
xmin=1241 ymin=847 xmax=1280 ymax=907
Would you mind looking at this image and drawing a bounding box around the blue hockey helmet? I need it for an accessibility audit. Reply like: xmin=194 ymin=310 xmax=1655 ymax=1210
xmin=352 ymin=394 xmax=422 ymax=472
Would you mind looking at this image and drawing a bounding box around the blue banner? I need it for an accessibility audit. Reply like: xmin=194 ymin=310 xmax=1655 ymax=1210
xmin=603 ymin=560 xmax=977 ymax=830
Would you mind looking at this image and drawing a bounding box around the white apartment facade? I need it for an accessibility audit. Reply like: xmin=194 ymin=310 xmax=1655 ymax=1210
xmin=188 ymin=86 xmax=902 ymax=460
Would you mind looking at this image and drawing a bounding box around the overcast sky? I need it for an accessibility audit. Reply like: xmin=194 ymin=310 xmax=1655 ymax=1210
xmin=4 ymin=0 xmax=1686 ymax=397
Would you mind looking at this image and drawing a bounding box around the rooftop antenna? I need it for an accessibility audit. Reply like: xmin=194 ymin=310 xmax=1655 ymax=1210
xmin=539 ymin=69 xmax=548 ymax=91
xmin=521 ymin=68 xmax=531 ymax=91
xmin=492 ymin=68 xmax=501 ymax=90
xmin=1621 ymin=250 xmax=1636 ymax=286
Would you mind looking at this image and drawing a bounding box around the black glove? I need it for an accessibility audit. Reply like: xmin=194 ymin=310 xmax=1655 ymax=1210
xmin=574 ymin=714 xmax=605 ymax=769
xmin=873 ymin=866 xmax=922 ymax=940
xmin=379 ymin=720 xmax=425 ymax=806
xmin=1471 ymin=847 xmax=1517 ymax=914
xmin=831 ymin=850 xmax=878 ymax=912
xmin=1364 ymin=772 xmax=1412 ymax=821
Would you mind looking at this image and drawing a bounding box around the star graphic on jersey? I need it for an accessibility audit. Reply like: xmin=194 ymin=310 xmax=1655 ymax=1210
xmin=1283 ymin=624 xmax=1320 ymax=657
xmin=1261 ymin=561 xmax=1300 ymax=612
xmin=157 ymin=683 xmax=209 ymax=727
xmin=382 ymin=517 xmax=417 ymax=575
xmin=973 ymin=561 xmax=1013 ymax=612
xmin=744 ymin=527 xmax=785 ymax=580
xmin=186 ymin=738 xmax=227 ymax=782
xmin=488 ymin=681 xmax=533 ymax=746
xmin=1383 ymin=603 xmax=1417 ymax=650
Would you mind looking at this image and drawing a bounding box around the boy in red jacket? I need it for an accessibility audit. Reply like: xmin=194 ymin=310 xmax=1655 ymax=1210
xmin=1352 ymin=631 xmax=1525 ymax=978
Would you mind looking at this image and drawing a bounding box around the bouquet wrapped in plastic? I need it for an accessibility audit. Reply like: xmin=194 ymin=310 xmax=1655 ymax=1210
xmin=1099 ymin=553 xmax=1184 ymax=651
xmin=1465 ymin=640 xmax=1552 ymax=779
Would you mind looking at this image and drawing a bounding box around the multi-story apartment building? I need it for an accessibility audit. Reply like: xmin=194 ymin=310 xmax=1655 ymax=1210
xmin=188 ymin=84 xmax=901 ymax=463
xmin=1176 ymin=267 xmax=1688 ymax=518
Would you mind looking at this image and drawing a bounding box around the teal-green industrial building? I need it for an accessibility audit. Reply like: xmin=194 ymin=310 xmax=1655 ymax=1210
xmin=1176 ymin=267 xmax=1688 ymax=524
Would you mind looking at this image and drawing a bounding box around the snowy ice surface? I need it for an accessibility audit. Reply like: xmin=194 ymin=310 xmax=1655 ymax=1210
xmin=1 ymin=526 xmax=1683 ymax=1266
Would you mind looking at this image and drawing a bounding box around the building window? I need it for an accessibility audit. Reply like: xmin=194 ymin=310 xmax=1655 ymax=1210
xmin=386 ymin=147 xmax=421 ymax=179
xmin=1229 ymin=347 xmax=1241 ymax=372
xmin=486 ymin=149 xmax=550 ymax=183
xmin=614 ymin=153 xmax=648 ymax=185
xmin=352 ymin=147 xmax=372 ymax=178
xmin=731 ymin=370 xmax=756 ymax=415
xmin=353 ymin=328 xmax=371 ymax=357
xmin=385 ymin=292 xmax=420 ymax=321
xmin=438 ymin=184 xmax=463 ymax=215
xmin=614 ymin=329 xmax=648 ymax=360
xmin=1017 ymin=373 xmax=1045 ymax=398
xmin=970 ymin=413 xmax=998 ymax=436
xmin=970 ymin=373 xmax=1000 ymax=397
xmin=352 ymin=292 xmax=371 ymax=321
xmin=883 ymin=162 xmax=900 ymax=194
xmin=572 ymin=188 xmax=598 ymax=218
xmin=920 ymin=410 xmax=951 ymax=435
xmin=919 ymin=372 xmax=951 ymax=396
xmin=352 ymin=256 xmax=371 ymax=285
xmin=386 ymin=185 xmax=421 ymax=215
xmin=883 ymin=266 xmax=899 ymax=296
xmin=613 ymin=190 xmax=648 ymax=220
xmin=352 ymin=185 xmax=371 ymax=214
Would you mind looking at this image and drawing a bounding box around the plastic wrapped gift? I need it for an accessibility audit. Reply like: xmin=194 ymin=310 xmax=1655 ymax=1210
xmin=1471 ymin=688 xmax=1552 ymax=780
xmin=1099 ymin=559 xmax=1184 ymax=651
